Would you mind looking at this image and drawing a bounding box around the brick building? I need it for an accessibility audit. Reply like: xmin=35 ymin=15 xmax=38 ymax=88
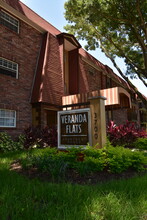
xmin=0 ymin=0 xmax=146 ymax=137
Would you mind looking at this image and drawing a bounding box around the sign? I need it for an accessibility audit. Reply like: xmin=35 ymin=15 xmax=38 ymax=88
xmin=58 ymin=108 xmax=91 ymax=149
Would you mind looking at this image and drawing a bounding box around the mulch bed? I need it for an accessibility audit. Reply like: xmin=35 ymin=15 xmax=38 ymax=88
xmin=10 ymin=160 xmax=147 ymax=185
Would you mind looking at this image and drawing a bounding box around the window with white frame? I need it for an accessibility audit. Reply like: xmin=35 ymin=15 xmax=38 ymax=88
xmin=0 ymin=10 xmax=19 ymax=33
xmin=0 ymin=109 xmax=16 ymax=127
xmin=0 ymin=57 xmax=18 ymax=78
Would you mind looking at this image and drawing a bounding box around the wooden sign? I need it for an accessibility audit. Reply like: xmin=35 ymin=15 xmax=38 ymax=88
xmin=58 ymin=108 xmax=91 ymax=149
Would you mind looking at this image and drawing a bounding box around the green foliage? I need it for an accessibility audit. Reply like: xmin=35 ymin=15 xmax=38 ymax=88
xmin=105 ymin=138 xmax=113 ymax=148
xmin=0 ymin=132 xmax=24 ymax=152
xmin=64 ymin=0 xmax=146 ymax=75
xmin=21 ymin=146 xmax=147 ymax=179
xmin=64 ymin=0 xmax=147 ymax=105
xmin=106 ymin=146 xmax=146 ymax=173
xmin=34 ymin=155 xmax=68 ymax=182
xmin=130 ymin=150 xmax=147 ymax=171
xmin=134 ymin=138 xmax=147 ymax=150
xmin=74 ymin=156 xmax=106 ymax=176
xmin=21 ymin=148 xmax=77 ymax=181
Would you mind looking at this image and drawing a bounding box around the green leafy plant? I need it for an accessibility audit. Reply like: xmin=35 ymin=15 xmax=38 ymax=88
xmin=35 ymin=155 xmax=69 ymax=182
xmin=105 ymin=138 xmax=113 ymax=148
xmin=134 ymin=138 xmax=147 ymax=150
xmin=0 ymin=132 xmax=24 ymax=152
xmin=21 ymin=146 xmax=147 ymax=179
xmin=129 ymin=151 xmax=147 ymax=171
xmin=74 ymin=156 xmax=105 ymax=176
xmin=106 ymin=146 xmax=146 ymax=173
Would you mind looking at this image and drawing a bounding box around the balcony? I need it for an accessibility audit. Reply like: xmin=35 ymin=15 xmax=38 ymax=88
xmin=62 ymin=87 xmax=131 ymax=109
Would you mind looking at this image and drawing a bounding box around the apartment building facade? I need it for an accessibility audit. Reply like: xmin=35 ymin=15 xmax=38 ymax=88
xmin=0 ymin=0 xmax=146 ymax=137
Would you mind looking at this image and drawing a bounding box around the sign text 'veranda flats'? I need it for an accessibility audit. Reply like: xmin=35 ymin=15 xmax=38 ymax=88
xmin=58 ymin=108 xmax=91 ymax=148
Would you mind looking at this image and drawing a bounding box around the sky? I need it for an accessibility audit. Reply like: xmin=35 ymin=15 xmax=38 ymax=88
xmin=20 ymin=0 xmax=146 ymax=97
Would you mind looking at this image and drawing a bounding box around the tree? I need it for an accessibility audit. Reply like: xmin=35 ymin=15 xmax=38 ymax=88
xmin=64 ymin=0 xmax=147 ymax=106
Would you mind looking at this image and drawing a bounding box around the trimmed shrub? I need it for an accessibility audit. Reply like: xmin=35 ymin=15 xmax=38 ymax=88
xmin=21 ymin=146 xmax=147 ymax=180
xmin=133 ymin=138 xmax=147 ymax=150
xmin=106 ymin=146 xmax=146 ymax=173
xmin=74 ymin=156 xmax=106 ymax=176
xmin=0 ymin=132 xmax=24 ymax=152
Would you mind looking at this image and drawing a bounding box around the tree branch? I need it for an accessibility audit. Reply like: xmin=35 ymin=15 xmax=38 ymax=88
xmin=91 ymin=24 xmax=147 ymax=83
xmin=136 ymin=0 xmax=147 ymax=38
xmin=130 ymin=25 xmax=147 ymax=77
xmin=99 ymin=40 xmax=147 ymax=108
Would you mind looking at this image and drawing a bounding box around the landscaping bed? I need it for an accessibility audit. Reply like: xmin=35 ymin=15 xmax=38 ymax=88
xmin=9 ymin=146 xmax=147 ymax=185
xmin=10 ymin=159 xmax=146 ymax=185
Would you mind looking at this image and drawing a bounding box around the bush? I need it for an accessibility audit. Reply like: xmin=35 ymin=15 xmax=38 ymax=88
xmin=34 ymin=155 xmax=68 ymax=181
xmin=133 ymin=138 xmax=147 ymax=150
xmin=74 ymin=156 xmax=106 ymax=176
xmin=21 ymin=146 xmax=147 ymax=180
xmin=106 ymin=146 xmax=146 ymax=173
xmin=107 ymin=121 xmax=147 ymax=147
xmin=23 ymin=126 xmax=57 ymax=149
xmin=0 ymin=132 xmax=24 ymax=152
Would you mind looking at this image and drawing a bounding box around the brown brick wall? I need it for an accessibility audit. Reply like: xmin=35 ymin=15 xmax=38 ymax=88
xmin=79 ymin=58 xmax=103 ymax=93
xmin=42 ymin=34 xmax=64 ymax=105
xmin=78 ymin=57 xmax=121 ymax=93
xmin=0 ymin=17 xmax=42 ymax=136
xmin=113 ymin=109 xmax=128 ymax=125
xmin=101 ymin=74 xmax=106 ymax=89
xmin=112 ymin=80 xmax=118 ymax=87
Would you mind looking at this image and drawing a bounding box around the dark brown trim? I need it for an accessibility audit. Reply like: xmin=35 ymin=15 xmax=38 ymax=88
xmin=61 ymin=102 xmax=90 ymax=108
xmin=0 ymin=127 xmax=17 ymax=130
xmin=57 ymin=32 xmax=81 ymax=48
xmin=31 ymin=102 xmax=62 ymax=109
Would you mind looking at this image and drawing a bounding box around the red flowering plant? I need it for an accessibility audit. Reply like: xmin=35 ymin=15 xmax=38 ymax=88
xmin=107 ymin=121 xmax=147 ymax=147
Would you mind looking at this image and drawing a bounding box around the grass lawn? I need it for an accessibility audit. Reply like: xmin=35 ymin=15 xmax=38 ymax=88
xmin=0 ymin=150 xmax=147 ymax=220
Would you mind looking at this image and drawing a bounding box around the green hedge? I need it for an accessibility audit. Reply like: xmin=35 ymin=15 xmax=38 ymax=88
xmin=134 ymin=138 xmax=147 ymax=150
xmin=21 ymin=146 xmax=147 ymax=181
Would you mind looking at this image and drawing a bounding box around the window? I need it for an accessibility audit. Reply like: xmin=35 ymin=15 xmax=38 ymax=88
xmin=88 ymin=69 xmax=95 ymax=76
xmin=0 ymin=10 xmax=19 ymax=33
xmin=106 ymin=77 xmax=112 ymax=88
xmin=0 ymin=57 xmax=18 ymax=78
xmin=0 ymin=109 xmax=16 ymax=127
